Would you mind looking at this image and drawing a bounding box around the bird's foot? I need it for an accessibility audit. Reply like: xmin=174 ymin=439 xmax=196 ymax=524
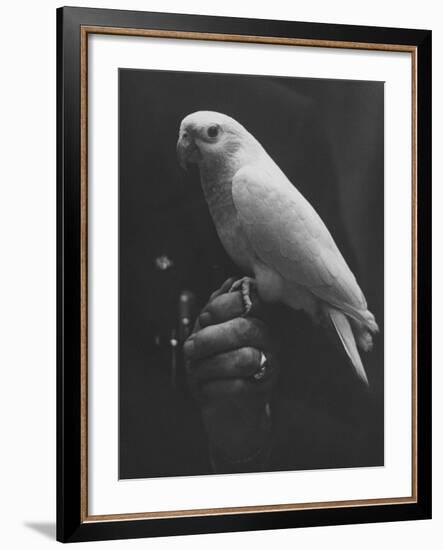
xmin=229 ymin=277 xmax=256 ymax=316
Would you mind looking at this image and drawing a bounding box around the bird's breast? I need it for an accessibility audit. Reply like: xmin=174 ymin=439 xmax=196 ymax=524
xmin=215 ymin=212 xmax=254 ymax=275
xmin=201 ymin=173 xmax=254 ymax=274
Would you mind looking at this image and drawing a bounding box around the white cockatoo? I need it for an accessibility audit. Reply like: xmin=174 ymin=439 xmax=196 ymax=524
xmin=177 ymin=111 xmax=378 ymax=385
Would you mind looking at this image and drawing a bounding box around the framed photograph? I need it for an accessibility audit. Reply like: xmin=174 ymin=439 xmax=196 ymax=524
xmin=57 ymin=6 xmax=432 ymax=543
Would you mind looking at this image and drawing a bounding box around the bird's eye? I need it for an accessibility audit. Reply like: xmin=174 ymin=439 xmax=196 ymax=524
xmin=207 ymin=125 xmax=219 ymax=139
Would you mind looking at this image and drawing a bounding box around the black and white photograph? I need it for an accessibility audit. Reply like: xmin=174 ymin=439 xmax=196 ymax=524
xmin=118 ymin=68 xmax=384 ymax=480
xmin=52 ymin=6 xmax=431 ymax=544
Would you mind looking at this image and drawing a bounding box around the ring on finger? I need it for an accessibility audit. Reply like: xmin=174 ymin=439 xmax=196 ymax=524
xmin=253 ymin=351 xmax=267 ymax=381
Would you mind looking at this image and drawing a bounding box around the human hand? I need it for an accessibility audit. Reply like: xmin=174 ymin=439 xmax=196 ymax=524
xmin=183 ymin=278 xmax=279 ymax=464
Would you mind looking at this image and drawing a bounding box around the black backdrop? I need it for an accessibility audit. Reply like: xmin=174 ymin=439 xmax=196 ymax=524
xmin=118 ymin=68 xmax=384 ymax=479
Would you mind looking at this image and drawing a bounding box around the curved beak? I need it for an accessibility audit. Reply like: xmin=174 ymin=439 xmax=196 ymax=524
xmin=177 ymin=132 xmax=198 ymax=171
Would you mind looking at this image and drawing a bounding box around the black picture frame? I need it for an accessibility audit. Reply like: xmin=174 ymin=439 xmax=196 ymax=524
xmin=57 ymin=6 xmax=432 ymax=543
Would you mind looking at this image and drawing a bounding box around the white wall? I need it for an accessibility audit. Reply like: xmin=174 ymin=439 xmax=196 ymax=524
xmin=0 ymin=1 xmax=439 ymax=548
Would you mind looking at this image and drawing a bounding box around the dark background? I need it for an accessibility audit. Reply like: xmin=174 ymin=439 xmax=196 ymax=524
xmin=118 ymin=68 xmax=384 ymax=479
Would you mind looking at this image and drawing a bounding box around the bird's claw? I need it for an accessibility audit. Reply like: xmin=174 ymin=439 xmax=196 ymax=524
xmin=229 ymin=277 xmax=256 ymax=316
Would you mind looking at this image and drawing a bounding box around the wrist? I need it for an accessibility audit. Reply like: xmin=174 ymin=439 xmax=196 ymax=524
xmin=208 ymin=403 xmax=272 ymax=473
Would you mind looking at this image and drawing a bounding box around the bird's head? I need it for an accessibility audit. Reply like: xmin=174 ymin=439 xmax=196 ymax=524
xmin=177 ymin=111 xmax=253 ymax=171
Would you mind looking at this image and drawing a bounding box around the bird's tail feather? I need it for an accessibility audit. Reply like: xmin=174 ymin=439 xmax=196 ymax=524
xmin=351 ymin=317 xmax=377 ymax=352
xmin=336 ymin=305 xmax=379 ymax=353
xmin=341 ymin=305 xmax=379 ymax=335
xmin=327 ymin=307 xmax=369 ymax=386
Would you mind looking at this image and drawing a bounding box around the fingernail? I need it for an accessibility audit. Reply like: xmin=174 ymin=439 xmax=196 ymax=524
xmin=199 ymin=312 xmax=211 ymax=326
xmin=183 ymin=338 xmax=195 ymax=358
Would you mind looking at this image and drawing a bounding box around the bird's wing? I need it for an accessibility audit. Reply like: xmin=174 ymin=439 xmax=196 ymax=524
xmin=232 ymin=164 xmax=367 ymax=314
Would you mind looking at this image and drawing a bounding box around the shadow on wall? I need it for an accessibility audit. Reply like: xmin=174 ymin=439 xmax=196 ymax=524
xmin=23 ymin=522 xmax=56 ymax=540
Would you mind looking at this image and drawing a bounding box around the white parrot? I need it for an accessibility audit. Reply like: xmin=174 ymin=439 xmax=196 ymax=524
xmin=177 ymin=111 xmax=378 ymax=385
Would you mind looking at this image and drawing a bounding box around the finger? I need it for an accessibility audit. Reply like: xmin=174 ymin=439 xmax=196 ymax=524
xmin=183 ymin=317 xmax=272 ymax=361
xmin=208 ymin=277 xmax=237 ymax=302
xmin=192 ymin=279 xmax=236 ymax=335
xmin=191 ymin=317 xmax=202 ymax=336
xmin=190 ymin=347 xmax=261 ymax=382
xmin=199 ymin=292 xmax=244 ymax=328
xmin=198 ymin=291 xmax=265 ymax=328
